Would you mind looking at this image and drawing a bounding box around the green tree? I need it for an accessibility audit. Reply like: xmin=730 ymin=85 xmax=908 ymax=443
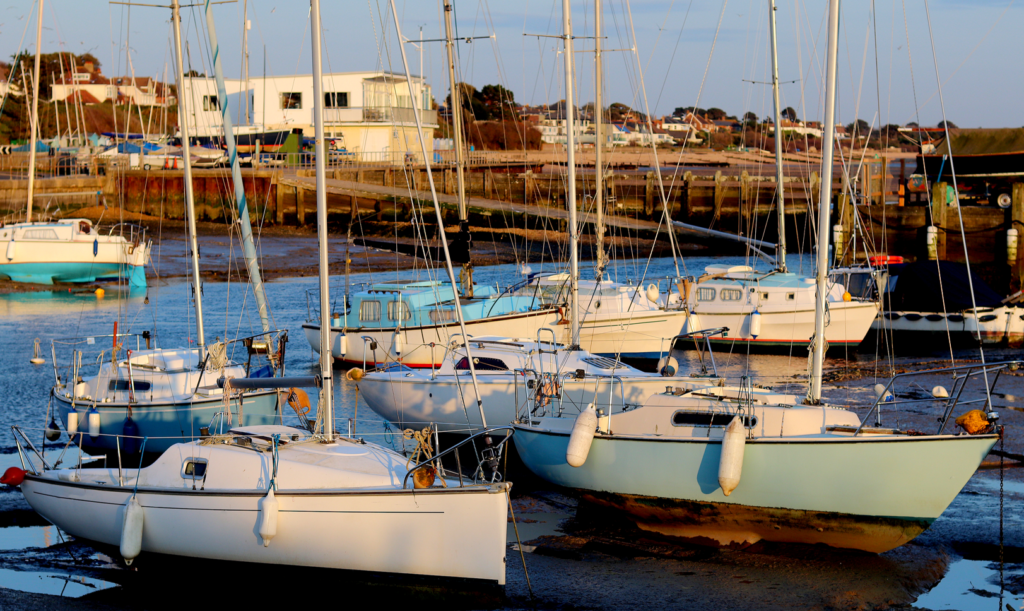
xmin=706 ymin=107 xmax=727 ymax=121
xmin=781 ymin=106 xmax=798 ymax=122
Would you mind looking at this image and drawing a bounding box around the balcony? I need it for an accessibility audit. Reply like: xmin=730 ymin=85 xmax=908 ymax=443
xmin=323 ymin=106 xmax=438 ymax=126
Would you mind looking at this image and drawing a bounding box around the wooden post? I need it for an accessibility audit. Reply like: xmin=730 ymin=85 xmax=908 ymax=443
xmin=740 ymin=170 xmax=751 ymax=230
xmin=485 ymin=169 xmax=494 ymax=199
xmin=1011 ymin=183 xmax=1024 ymax=292
xmin=644 ymin=171 xmax=655 ymax=217
xmin=713 ymin=170 xmax=726 ymax=223
xmin=523 ymin=171 xmax=534 ymax=204
xmin=931 ymin=182 xmax=948 ymax=261
xmin=296 ymin=185 xmax=306 ymax=225
xmin=679 ymin=170 xmax=693 ymax=222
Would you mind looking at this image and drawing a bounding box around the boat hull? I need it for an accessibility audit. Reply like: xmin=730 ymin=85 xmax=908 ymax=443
xmin=871 ymin=308 xmax=1024 ymax=347
xmin=690 ymin=301 xmax=878 ymax=350
xmin=20 ymin=476 xmax=510 ymax=583
xmin=513 ymin=425 xmax=996 ymax=553
xmin=54 ymin=390 xmax=281 ymax=454
xmin=0 ymin=261 xmax=146 ymax=286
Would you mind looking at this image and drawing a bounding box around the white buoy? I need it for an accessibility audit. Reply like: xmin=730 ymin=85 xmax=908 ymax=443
xmin=749 ymin=310 xmax=762 ymax=339
xmin=655 ymin=356 xmax=679 ymax=377
xmin=337 ymin=333 xmax=348 ymax=358
xmin=566 ymin=404 xmax=598 ymax=468
xmin=30 ymin=338 xmax=44 ymax=365
xmin=646 ymin=283 xmax=660 ymax=303
xmin=873 ymin=384 xmax=887 ymax=398
xmin=87 ymin=407 xmax=101 ymax=440
xmin=718 ymin=416 xmax=746 ymax=496
xmin=258 ymin=488 xmax=279 ymax=547
xmin=66 ymin=411 xmax=79 ymax=435
xmin=120 ymin=495 xmax=144 ymax=565
xmin=392 ymin=331 xmax=403 ymax=355
xmin=932 ymin=385 xmax=949 ymax=398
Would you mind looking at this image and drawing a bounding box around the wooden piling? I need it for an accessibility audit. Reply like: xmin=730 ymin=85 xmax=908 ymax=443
xmin=931 ymin=182 xmax=948 ymax=261
xmin=1011 ymin=183 xmax=1024 ymax=291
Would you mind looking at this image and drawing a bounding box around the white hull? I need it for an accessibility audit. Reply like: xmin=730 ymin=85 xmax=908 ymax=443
xmin=691 ymin=300 xmax=878 ymax=348
xmin=22 ymin=475 xmax=509 ymax=582
xmin=874 ymin=307 xmax=1024 ymax=346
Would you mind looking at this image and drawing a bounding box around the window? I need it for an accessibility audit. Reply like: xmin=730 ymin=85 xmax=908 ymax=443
xmin=786 ymin=293 xmax=795 ymax=301
xmin=181 ymin=458 xmax=208 ymax=479
xmin=280 ymin=92 xmax=302 ymax=109
xmin=697 ymin=288 xmax=716 ymax=301
xmin=761 ymin=292 xmax=769 ymax=300
xmin=720 ymin=289 xmax=743 ymax=301
xmin=455 ymin=356 xmax=509 ymax=371
xmin=387 ymin=300 xmax=411 ymax=321
xmin=108 ymin=380 xmax=152 ymax=392
xmin=324 ymin=92 xmax=349 ymax=108
xmin=359 ymin=300 xmax=381 ymax=322
xmin=428 ymin=308 xmax=455 ymax=323
xmin=671 ymin=411 xmax=757 ymax=428
xmin=23 ymin=229 xmax=58 ymax=240
xmin=202 ymin=95 xmax=219 ymax=111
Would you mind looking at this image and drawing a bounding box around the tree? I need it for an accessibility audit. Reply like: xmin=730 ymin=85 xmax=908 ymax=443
xmin=937 ymin=120 xmax=958 ymax=129
xmin=477 ymin=84 xmax=518 ymax=121
xmin=10 ymin=51 xmax=102 ymax=101
xmin=781 ymin=106 xmax=798 ymax=122
xmin=743 ymin=111 xmax=758 ymax=124
xmin=845 ymin=119 xmax=870 ymax=137
xmin=185 ymin=69 xmax=205 ymax=78
xmin=706 ymin=107 xmax=727 ymax=121
xmin=673 ymin=106 xmax=704 ymax=117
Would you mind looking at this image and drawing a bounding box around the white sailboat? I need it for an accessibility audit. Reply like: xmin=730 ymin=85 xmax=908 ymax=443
xmin=0 ymin=0 xmax=151 ymax=287
xmin=511 ymin=0 xmax=1001 ymax=554
xmin=11 ymin=1 xmax=511 ymax=582
xmin=52 ymin=0 xmax=284 ymax=455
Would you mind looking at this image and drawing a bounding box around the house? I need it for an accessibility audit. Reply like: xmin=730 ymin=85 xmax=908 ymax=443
xmin=183 ymin=70 xmax=437 ymax=160
xmin=769 ymin=118 xmax=822 ymax=138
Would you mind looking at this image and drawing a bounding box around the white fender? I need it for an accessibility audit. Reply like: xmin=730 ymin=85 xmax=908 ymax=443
xmin=258 ymin=488 xmax=279 ymax=547
xmin=646 ymin=283 xmax=660 ymax=303
xmin=87 ymin=407 xmax=101 ymax=440
xmin=120 ymin=495 xmax=144 ymax=565
xmin=566 ymin=404 xmax=598 ymax=468
xmin=656 ymin=356 xmax=679 ymax=377
xmin=66 ymin=411 xmax=79 ymax=435
xmin=5 ymin=240 xmax=14 ymax=261
xmin=718 ymin=416 xmax=745 ymax=496
xmin=337 ymin=333 xmax=348 ymax=358
xmin=932 ymin=385 xmax=949 ymax=398
xmin=749 ymin=310 xmax=762 ymax=339
xmin=392 ymin=331 xmax=403 ymax=355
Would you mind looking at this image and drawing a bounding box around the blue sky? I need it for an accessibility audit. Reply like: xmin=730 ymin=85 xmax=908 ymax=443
xmin=7 ymin=0 xmax=1021 ymax=128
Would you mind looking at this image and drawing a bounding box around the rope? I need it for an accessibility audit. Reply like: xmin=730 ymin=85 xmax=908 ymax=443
xmin=269 ymin=433 xmax=280 ymax=492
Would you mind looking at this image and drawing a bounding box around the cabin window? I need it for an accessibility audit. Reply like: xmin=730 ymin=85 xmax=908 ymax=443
xmin=697 ymin=288 xmax=716 ymax=302
xmin=181 ymin=458 xmax=208 ymax=479
xmin=23 ymin=229 xmax=58 ymax=240
xmin=428 ymin=308 xmax=456 ymax=323
xmin=108 ymin=379 xmax=152 ymax=392
xmin=280 ymin=92 xmax=302 ymax=109
xmin=720 ymin=289 xmax=743 ymax=301
xmin=786 ymin=293 xmax=795 ymax=301
xmin=359 ymin=300 xmax=381 ymax=322
xmin=387 ymin=301 xmax=411 ymax=321
xmin=202 ymin=95 xmax=219 ymax=111
xmin=325 ymin=92 xmax=349 ymax=108
xmin=761 ymin=292 xmax=769 ymax=300
xmin=455 ymin=356 xmax=509 ymax=371
xmin=671 ymin=411 xmax=757 ymax=428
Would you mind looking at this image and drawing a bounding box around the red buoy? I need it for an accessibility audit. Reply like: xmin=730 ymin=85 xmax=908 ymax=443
xmin=1 ymin=467 xmax=26 ymax=486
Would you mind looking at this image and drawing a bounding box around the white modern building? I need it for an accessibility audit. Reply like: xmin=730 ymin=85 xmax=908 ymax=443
xmin=182 ymin=71 xmax=437 ymax=160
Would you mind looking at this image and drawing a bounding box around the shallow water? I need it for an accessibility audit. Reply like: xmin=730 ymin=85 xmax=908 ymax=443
xmin=914 ymin=559 xmax=1024 ymax=611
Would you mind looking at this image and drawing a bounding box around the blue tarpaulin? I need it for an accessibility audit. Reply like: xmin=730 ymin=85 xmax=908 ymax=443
xmin=12 ymin=141 xmax=50 ymax=153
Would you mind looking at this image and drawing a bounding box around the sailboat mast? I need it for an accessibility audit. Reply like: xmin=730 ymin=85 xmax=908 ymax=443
xmin=769 ymin=0 xmax=787 ymax=273
xmin=443 ymin=0 xmax=468 ymax=223
xmin=310 ymin=0 xmax=334 ymax=440
xmin=807 ymin=0 xmax=841 ymax=404
xmin=562 ymin=0 xmax=580 ymax=348
xmin=389 ymin=0 xmax=488 ymax=428
xmin=172 ymin=0 xmax=206 ymax=352
xmin=593 ymin=0 xmax=605 ymax=279
xmin=25 ymin=0 xmax=44 ymax=223
xmin=243 ymin=0 xmax=249 ymax=125
xmin=203 ymin=0 xmax=272 ymax=334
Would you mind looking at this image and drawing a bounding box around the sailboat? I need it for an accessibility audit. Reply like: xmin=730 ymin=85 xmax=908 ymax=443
xmin=0 ymin=0 xmax=151 ymax=287
xmin=510 ymin=0 xmax=1001 ymax=554
xmin=51 ymin=0 xmax=283 ymax=455
xmin=9 ymin=0 xmax=511 ymax=583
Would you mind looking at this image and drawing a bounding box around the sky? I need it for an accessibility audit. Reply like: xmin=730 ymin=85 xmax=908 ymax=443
xmin=4 ymin=0 xmax=1021 ymax=128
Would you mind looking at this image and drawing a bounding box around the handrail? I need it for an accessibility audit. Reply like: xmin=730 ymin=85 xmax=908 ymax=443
xmin=402 ymin=426 xmax=515 ymax=489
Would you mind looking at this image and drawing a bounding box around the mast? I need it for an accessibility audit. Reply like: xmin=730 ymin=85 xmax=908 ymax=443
xmin=442 ymin=0 xmax=473 ymax=295
xmin=310 ymin=0 xmax=333 ymax=440
xmin=769 ymin=0 xmax=788 ymax=273
xmin=243 ymin=0 xmax=250 ymax=125
xmin=25 ymin=0 xmax=44 ymax=223
xmin=562 ymin=0 xmax=580 ymax=348
xmin=593 ymin=0 xmax=606 ymax=279
xmin=172 ymin=0 xmax=206 ymax=352
xmin=807 ymin=0 xmax=841 ymax=404
xmin=203 ymin=0 xmax=272 ymax=334
xmin=389 ymin=0 xmax=488 ymax=428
